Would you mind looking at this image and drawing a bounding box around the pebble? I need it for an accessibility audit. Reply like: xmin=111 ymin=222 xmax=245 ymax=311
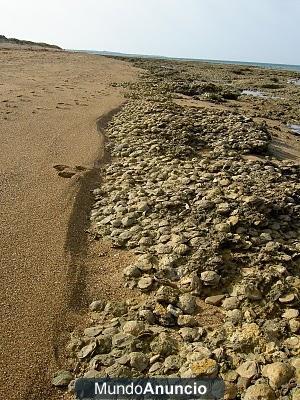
xmin=205 ymin=294 xmax=225 ymax=306
xmin=122 ymin=321 xmax=145 ymax=336
xmin=279 ymin=293 xmax=296 ymax=304
xmin=222 ymin=297 xmax=240 ymax=310
xmin=129 ymin=352 xmax=149 ymax=371
xmin=177 ymin=315 xmax=198 ymax=327
xmin=262 ymin=362 xmax=295 ymax=389
xmin=236 ymin=361 xmax=258 ymax=379
xmin=178 ymin=294 xmax=197 ymax=314
xmin=89 ymin=300 xmax=106 ymax=312
xmin=190 ymin=358 xmax=218 ymax=378
xmin=77 ymin=341 xmax=97 ymax=359
xmin=52 ymin=370 xmax=73 ymax=387
xmin=137 ymin=276 xmax=153 ymax=291
xmin=200 ymin=271 xmax=221 ymax=286
xmin=283 ymin=309 xmax=299 ymax=320
xmin=179 ymin=327 xmax=204 ymax=342
xmin=244 ymin=383 xmax=276 ymax=400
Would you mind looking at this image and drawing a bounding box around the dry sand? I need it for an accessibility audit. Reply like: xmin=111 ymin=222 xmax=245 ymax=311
xmin=0 ymin=47 xmax=138 ymax=400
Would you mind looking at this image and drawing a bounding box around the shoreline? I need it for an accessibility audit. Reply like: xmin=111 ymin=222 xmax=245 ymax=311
xmin=75 ymin=49 xmax=300 ymax=73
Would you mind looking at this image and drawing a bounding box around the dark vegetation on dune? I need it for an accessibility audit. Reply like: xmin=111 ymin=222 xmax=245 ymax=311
xmin=0 ymin=34 xmax=61 ymax=50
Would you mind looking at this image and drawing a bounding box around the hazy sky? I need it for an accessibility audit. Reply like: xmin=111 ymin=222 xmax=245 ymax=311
xmin=1 ymin=0 xmax=299 ymax=65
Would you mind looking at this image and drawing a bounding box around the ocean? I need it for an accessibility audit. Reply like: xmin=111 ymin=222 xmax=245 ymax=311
xmin=78 ymin=50 xmax=300 ymax=73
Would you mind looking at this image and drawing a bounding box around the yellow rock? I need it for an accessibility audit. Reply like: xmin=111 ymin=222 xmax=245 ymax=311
xmin=191 ymin=358 xmax=218 ymax=378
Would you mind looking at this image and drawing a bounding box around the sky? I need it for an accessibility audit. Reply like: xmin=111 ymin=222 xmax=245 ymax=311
xmin=1 ymin=0 xmax=300 ymax=65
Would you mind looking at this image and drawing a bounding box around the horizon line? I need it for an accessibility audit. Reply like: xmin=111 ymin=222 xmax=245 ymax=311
xmin=70 ymin=48 xmax=300 ymax=69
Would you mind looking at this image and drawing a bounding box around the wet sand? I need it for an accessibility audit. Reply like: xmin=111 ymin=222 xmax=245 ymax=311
xmin=0 ymin=47 xmax=138 ymax=399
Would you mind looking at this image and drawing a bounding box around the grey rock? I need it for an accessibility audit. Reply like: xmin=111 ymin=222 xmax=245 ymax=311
xmin=245 ymin=285 xmax=262 ymax=301
xmin=83 ymin=369 xmax=104 ymax=378
xmin=150 ymin=332 xmax=178 ymax=356
xmin=205 ymin=294 xmax=225 ymax=306
xmin=83 ymin=326 xmax=102 ymax=337
xmin=222 ymin=297 xmax=240 ymax=310
xmin=167 ymin=304 xmax=182 ymax=317
xmin=77 ymin=341 xmax=97 ymax=359
xmin=105 ymin=364 xmax=132 ymax=378
xmin=178 ymin=294 xmax=197 ymax=314
xmin=52 ymin=370 xmax=73 ymax=387
xmin=122 ymin=321 xmax=145 ymax=336
xmin=226 ymin=309 xmax=243 ymax=325
xmin=156 ymin=285 xmax=178 ymax=304
xmin=97 ymin=335 xmax=112 ymax=354
xmin=89 ymin=300 xmax=106 ymax=312
xmin=163 ymin=355 xmax=181 ymax=373
xmin=112 ymin=333 xmax=135 ymax=350
xmin=200 ymin=271 xmax=220 ymax=286
xmin=129 ymin=352 xmax=149 ymax=372
xmin=149 ymin=362 xmax=162 ymax=374
xmin=123 ymin=265 xmax=142 ymax=278
xmin=179 ymin=327 xmax=204 ymax=342
xmin=138 ymin=309 xmax=156 ymax=324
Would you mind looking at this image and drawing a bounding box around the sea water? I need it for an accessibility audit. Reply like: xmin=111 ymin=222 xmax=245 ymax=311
xmin=79 ymin=50 xmax=300 ymax=73
xmin=288 ymin=124 xmax=300 ymax=135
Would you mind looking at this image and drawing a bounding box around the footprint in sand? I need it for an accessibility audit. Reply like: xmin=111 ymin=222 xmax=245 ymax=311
xmin=75 ymin=165 xmax=87 ymax=171
xmin=56 ymin=104 xmax=71 ymax=110
xmin=53 ymin=164 xmax=87 ymax=178
xmin=53 ymin=164 xmax=69 ymax=172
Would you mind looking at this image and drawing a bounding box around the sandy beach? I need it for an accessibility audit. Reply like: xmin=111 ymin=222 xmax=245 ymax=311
xmin=0 ymin=47 xmax=138 ymax=399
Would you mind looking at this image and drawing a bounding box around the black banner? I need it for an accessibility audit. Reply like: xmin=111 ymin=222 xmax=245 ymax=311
xmin=75 ymin=378 xmax=225 ymax=399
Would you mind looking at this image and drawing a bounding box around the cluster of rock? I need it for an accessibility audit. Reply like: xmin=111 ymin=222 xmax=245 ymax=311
xmin=125 ymin=60 xmax=242 ymax=102
xmin=108 ymin=101 xmax=270 ymax=159
xmin=161 ymin=80 xmax=241 ymax=101
xmin=56 ymin=61 xmax=300 ymax=399
xmin=132 ymin=58 xmax=300 ymax=125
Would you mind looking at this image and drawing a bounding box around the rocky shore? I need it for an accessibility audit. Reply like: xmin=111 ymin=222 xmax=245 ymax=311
xmin=55 ymin=59 xmax=300 ymax=399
